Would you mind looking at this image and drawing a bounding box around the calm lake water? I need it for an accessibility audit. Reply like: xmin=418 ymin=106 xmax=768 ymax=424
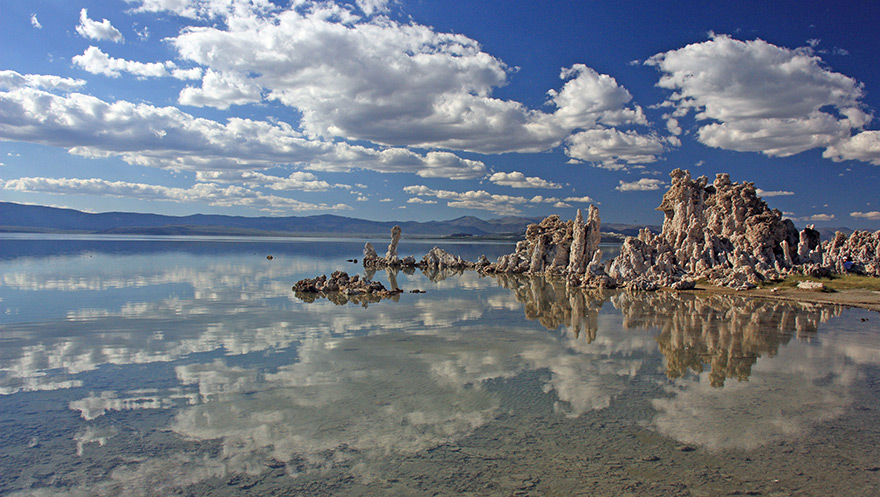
xmin=1 ymin=235 xmax=879 ymax=496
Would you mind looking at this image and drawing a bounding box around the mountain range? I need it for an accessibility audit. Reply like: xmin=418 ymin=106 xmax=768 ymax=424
xmin=0 ymin=202 xmax=850 ymax=241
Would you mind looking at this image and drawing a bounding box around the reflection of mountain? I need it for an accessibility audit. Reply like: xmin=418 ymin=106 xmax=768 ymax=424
xmin=612 ymin=292 xmax=845 ymax=387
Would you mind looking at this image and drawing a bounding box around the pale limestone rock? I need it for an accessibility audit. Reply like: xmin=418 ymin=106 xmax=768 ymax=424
xmin=567 ymin=209 xmax=586 ymax=274
xmin=386 ymin=225 xmax=401 ymax=262
xmin=363 ymin=242 xmax=378 ymax=260
xmin=797 ymin=280 xmax=826 ymax=291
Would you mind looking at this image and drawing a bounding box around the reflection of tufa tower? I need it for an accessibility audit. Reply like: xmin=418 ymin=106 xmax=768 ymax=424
xmin=612 ymin=292 xmax=844 ymax=387
xmin=491 ymin=273 xmax=608 ymax=342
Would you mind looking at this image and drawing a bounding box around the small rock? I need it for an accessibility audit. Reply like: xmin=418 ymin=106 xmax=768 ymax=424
xmin=796 ymin=280 xmax=826 ymax=291
xmin=676 ymin=444 xmax=696 ymax=452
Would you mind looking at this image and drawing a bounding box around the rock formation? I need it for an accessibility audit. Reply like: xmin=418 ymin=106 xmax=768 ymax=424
xmin=480 ymin=206 xmax=612 ymax=287
xmin=603 ymin=169 xmax=880 ymax=289
xmin=606 ymin=169 xmax=801 ymax=290
xmin=298 ymin=170 xmax=879 ymax=299
xmin=482 ymin=169 xmax=879 ymax=290
xmin=822 ymin=229 xmax=880 ymax=277
xmin=386 ymin=225 xmax=401 ymax=263
xmin=292 ymin=270 xmax=404 ymax=305
xmin=363 ymin=226 xmax=419 ymax=269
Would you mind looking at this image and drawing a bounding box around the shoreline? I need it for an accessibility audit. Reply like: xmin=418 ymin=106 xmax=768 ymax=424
xmin=688 ymin=284 xmax=880 ymax=313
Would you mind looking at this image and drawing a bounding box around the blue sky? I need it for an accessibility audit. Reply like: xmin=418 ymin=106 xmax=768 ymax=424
xmin=1 ymin=0 xmax=879 ymax=228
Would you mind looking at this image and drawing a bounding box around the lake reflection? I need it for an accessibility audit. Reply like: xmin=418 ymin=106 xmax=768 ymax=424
xmin=1 ymin=236 xmax=878 ymax=496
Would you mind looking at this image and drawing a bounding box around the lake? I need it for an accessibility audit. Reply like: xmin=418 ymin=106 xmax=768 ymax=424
xmin=1 ymin=235 xmax=879 ymax=496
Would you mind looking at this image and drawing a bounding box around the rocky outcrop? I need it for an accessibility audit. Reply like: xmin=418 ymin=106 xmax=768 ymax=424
xmin=604 ymin=169 xmax=880 ymax=289
xmin=421 ymin=246 xmax=479 ymax=271
xmin=305 ymin=170 xmax=879 ymax=296
xmin=480 ymin=206 xmax=612 ymax=287
xmin=482 ymin=169 xmax=879 ymax=290
xmin=292 ymin=270 xmax=404 ymax=305
xmin=822 ymin=229 xmax=880 ymax=277
xmin=605 ymin=169 xmax=800 ymax=290
xmin=363 ymin=226 xmax=419 ymax=269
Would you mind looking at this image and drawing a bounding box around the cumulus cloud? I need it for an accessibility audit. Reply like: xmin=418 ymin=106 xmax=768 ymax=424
xmin=823 ymin=130 xmax=880 ymax=165
xmin=30 ymin=14 xmax=42 ymax=29
xmin=179 ymin=69 xmax=261 ymax=108
xmin=0 ymin=70 xmax=85 ymax=92
xmin=404 ymin=185 xmax=529 ymax=215
xmin=72 ymin=46 xmax=200 ymax=79
xmin=356 ymin=0 xmax=391 ymax=15
xmin=563 ymin=196 xmax=595 ymax=203
xmin=615 ymin=178 xmax=665 ymax=192
xmin=565 ymin=129 xmax=666 ymax=169
xmin=755 ymin=189 xmax=794 ymax=197
xmin=76 ymin=9 xmax=123 ymax=43
xmin=488 ymin=171 xmax=561 ymax=189
xmin=850 ymin=211 xmax=880 ymax=220
xmin=143 ymin=0 xmax=657 ymax=162
xmin=194 ymin=170 xmax=345 ymax=191
xmin=1 ymin=176 xmax=349 ymax=212
xmin=0 ymin=76 xmax=485 ymax=179
xmin=124 ymin=0 xmax=278 ymax=20
xmin=788 ymin=213 xmax=836 ymax=222
xmin=404 ymin=185 xmax=587 ymax=215
xmin=647 ymin=34 xmax=874 ymax=162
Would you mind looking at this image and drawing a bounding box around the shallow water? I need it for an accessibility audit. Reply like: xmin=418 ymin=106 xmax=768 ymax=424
xmin=0 ymin=235 xmax=878 ymax=496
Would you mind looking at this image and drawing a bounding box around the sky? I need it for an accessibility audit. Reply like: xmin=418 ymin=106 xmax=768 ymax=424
xmin=1 ymin=0 xmax=879 ymax=228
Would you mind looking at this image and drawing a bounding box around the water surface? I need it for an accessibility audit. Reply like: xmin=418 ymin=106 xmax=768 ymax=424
xmin=1 ymin=235 xmax=878 ymax=496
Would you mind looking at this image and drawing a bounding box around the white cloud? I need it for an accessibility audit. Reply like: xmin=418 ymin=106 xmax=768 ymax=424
xmin=179 ymin=69 xmax=262 ymax=108
xmin=850 ymin=211 xmax=880 ymax=220
xmin=615 ymin=178 xmax=665 ymax=192
xmin=488 ymin=171 xmax=561 ymax=189
xmin=647 ymin=34 xmax=872 ymax=162
xmin=404 ymin=185 xmax=529 ymax=215
xmin=155 ymin=1 xmax=655 ymax=161
xmin=1 ymin=177 xmax=350 ymax=212
xmin=565 ymin=129 xmax=666 ymax=168
xmin=788 ymin=213 xmax=836 ymax=222
xmin=76 ymin=9 xmax=123 ymax=43
xmin=73 ymin=46 xmax=175 ymax=79
xmin=528 ymin=195 xmax=559 ymax=203
xmin=194 ymin=170 xmax=343 ymax=191
xmin=756 ymin=189 xmax=794 ymax=197
xmin=406 ymin=197 xmax=436 ymax=204
xmin=125 ymin=0 xmax=278 ymax=20
xmin=356 ymin=0 xmax=390 ymax=15
xmin=0 ymin=76 xmax=485 ymax=179
xmin=404 ymin=184 xmax=584 ymax=215
xmin=563 ymin=196 xmax=595 ymax=203
xmin=30 ymin=14 xmax=42 ymax=29
xmin=0 ymin=70 xmax=85 ymax=92
xmin=823 ymin=130 xmax=880 ymax=165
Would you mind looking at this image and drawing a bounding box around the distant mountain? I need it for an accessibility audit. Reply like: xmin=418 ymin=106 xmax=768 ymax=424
xmin=0 ymin=202 xmax=542 ymax=238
